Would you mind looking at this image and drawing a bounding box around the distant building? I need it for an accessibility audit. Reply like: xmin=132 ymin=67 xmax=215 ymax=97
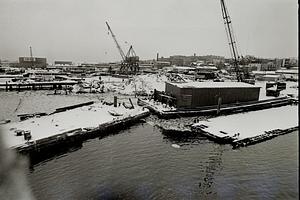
xmin=276 ymin=69 xmax=298 ymax=81
xmin=54 ymin=61 xmax=73 ymax=67
xmin=19 ymin=57 xmax=47 ymax=68
xmin=247 ymin=63 xmax=261 ymax=71
xmin=261 ymin=62 xmax=276 ymax=71
xmin=154 ymin=61 xmax=171 ymax=68
xmin=282 ymin=58 xmax=298 ymax=69
xmin=158 ymin=55 xmax=225 ymax=67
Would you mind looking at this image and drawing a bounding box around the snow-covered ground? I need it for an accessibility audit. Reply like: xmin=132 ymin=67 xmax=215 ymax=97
xmin=192 ymin=105 xmax=298 ymax=141
xmin=0 ymin=103 xmax=149 ymax=149
xmin=80 ymin=74 xmax=168 ymax=95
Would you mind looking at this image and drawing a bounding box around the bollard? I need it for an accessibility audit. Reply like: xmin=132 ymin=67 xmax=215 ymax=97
xmin=114 ymin=96 xmax=117 ymax=107
xmin=24 ymin=131 xmax=32 ymax=141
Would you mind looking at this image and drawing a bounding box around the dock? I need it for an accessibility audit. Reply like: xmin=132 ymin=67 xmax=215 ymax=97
xmin=191 ymin=105 xmax=298 ymax=148
xmin=139 ymin=96 xmax=295 ymax=118
xmin=0 ymin=80 xmax=78 ymax=91
xmin=0 ymin=103 xmax=150 ymax=153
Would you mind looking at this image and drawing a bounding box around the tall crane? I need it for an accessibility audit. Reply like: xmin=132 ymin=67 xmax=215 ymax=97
xmin=106 ymin=21 xmax=139 ymax=73
xmin=220 ymin=0 xmax=243 ymax=82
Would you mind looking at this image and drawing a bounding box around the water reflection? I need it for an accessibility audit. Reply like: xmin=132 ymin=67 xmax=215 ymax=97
xmin=28 ymin=142 xmax=83 ymax=170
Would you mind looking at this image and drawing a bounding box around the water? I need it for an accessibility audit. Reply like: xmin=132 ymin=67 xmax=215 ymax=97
xmin=0 ymin=91 xmax=298 ymax=199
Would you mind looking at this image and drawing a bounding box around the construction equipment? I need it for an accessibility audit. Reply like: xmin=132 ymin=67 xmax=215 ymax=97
xmin=105 ymin=21 xmax=139 ymax=74
xmin=220 ymin=0 xmax=243 ymax=82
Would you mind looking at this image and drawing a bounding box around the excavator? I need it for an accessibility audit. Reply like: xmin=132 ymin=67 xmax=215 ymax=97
xmin=106 ymin=21 xmax=139 ymax=74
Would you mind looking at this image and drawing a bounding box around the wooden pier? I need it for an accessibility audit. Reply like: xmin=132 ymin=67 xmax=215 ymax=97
xmin=15 ymin=110 xmax=149 ymax=154
xmin=0 ymin=80 xmax=78 ymax=91
xmin=191 ymin=105 xmax=298 ymax=148
xmin=139 ymin=97 xmax=294 ymax=118
xmin=1 ymin=104 xmax=150 ymax=154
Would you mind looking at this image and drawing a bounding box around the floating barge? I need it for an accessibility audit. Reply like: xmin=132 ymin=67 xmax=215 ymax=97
xmin=139 ymin=96 xmax=295 ymax=118
xmin=1 ymin=103 xmax=150 ymax=153
xmin=191 ymin=105 xmax=298 ymax=148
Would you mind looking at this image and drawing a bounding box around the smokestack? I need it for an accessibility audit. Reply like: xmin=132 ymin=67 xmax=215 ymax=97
xmin=29 ymin=46 xmax=33 ymax=58
xmin=157 ymin=53 xmax=159 ymax=61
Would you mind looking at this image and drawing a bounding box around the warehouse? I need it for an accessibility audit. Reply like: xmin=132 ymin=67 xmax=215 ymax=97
xmin=165 ymin=81 xmax=260 ymax=108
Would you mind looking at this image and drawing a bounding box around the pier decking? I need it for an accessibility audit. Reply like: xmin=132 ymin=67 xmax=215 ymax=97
xmin=191 ymin=105 xmax=298 ymax=148
xmin=0 ymin=103 xmax=150 ymax=152
xmin=0 ymin=80 xmax=78 ymax=91
xmin=139 ymin=96 xmax=295 ymax=118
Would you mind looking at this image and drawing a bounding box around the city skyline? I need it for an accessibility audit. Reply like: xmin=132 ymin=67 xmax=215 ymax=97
xmin=0 ymin=0 xmax=298 ymax=63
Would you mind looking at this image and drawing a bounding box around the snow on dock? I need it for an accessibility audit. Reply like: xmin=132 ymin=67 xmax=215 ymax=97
xmin=192 ymin=105 xmax=298 ymax=147
xmin=140 ymin=97 xmax=294 ymax=118
xmin=0 ymin=103 xmax=149 ymax=150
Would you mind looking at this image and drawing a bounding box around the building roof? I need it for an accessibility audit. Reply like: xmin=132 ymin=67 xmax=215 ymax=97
xmin=196 ymin=66 xmax=218 ymax=70
xmin=263 ymin=74 xmax=280 ymax=78
xmin=276 ymin=69 xmax=298 ymax=74
xmin=168 ymin=81 xmax=260 ymax=89
xmin=173 ymin=66 xmax=195 ymax=70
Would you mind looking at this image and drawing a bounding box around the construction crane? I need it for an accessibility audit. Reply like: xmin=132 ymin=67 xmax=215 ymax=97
xmin=105 ymin=21 xmax=139 ymax=74
xmin=220 ymin=0 xmax=243 ymax=82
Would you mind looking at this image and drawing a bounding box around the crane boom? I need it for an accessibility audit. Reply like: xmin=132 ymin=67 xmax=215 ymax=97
xmin=106 ymin=21 xmax=126 ymax=61
xmin=220 ymin=0 xmax=242 ymax=82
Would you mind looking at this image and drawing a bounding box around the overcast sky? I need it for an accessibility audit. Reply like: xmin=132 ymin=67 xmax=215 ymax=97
xmin=0 ymin=0 xmax=298 ymax=63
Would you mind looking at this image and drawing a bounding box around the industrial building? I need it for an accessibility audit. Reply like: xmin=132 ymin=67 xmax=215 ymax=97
xmin=19 ymin=57 xmax=47 ymax=68
xmin=165 ymin=82 xmax=260 ymax=108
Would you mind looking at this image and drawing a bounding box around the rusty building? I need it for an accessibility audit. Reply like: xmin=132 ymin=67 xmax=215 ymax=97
xmin=165 ymin=82 xmax=260 ymax=108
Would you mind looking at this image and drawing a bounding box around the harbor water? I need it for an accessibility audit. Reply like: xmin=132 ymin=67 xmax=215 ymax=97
xmin=0 ymin=91 xmax=298 ymax=199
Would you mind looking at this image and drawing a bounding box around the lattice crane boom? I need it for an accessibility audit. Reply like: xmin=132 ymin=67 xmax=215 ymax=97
xmin=220 ymin=0 xmax=242 ymax=82
xmin=105 ymin=21 xmax=126 ymax=61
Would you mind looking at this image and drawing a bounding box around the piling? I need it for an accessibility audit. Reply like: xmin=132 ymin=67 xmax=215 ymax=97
xmin=129 ymin=98 xmax=134 ymax=109
xmin=114 ymin=96 xmax=118 ymax=107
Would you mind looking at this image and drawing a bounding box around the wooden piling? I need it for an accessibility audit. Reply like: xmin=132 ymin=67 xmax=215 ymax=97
xmin=129 ymin=98 xmax=135 ymax=109
xmin=114 ymin=96 xmax=117 ymax=107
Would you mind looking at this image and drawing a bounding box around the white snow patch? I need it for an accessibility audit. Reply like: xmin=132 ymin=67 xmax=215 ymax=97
xmin=0 ymin=103 xmax=148 ymax=149
xmin=193 ymin=105 xmax=298 ymax=141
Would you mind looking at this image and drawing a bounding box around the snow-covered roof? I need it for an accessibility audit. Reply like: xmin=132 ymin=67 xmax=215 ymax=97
xmin=173 ymin=66 xmax=195 ymax=70
xmin=252 ymin=71 xmax=276 ymax=75
xmin=276 ymin=69 xmax=298 ymax=74
xmin=196 ymin=66 xmax=217 ymax=70
xmin=168 ymin=81 xmax=260 ymax=89
xmin=263 ymin=75 xmax=280 ymax=78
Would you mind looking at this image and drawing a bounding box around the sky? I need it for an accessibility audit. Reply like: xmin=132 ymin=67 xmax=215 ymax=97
xmin=0 ymin=0 xmax=298 ymax=63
